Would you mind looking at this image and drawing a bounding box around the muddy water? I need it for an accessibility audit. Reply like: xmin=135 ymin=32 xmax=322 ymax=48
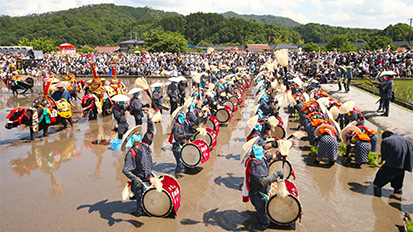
xmin=1 ymin=78 xmax=412 ymax=231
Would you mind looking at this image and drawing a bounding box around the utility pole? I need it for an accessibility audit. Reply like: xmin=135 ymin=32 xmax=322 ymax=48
xmin=409 ymin=16 xmax=412 ymax=46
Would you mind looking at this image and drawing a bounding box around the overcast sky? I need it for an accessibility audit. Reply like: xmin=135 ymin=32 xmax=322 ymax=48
xmin=1 ymin=0 xmax=412 ymax=29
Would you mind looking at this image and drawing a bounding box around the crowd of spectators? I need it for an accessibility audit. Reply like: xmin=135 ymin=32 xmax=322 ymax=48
xmin=1 ymin=49 xmax=412 ymax=81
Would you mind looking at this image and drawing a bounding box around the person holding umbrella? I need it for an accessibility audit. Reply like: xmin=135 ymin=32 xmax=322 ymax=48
xmin=112 ymin=94 xmax=130 ymax=139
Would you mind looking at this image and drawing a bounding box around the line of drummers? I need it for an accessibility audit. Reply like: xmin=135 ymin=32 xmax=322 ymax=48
xmin=240 ymin=69 xmax=380 ymax=229
xmin=117 ymin=72 xmax=252 ymax=219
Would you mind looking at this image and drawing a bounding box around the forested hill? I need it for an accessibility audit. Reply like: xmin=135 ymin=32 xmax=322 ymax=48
xmin=221 ymin=11 xmax=301 ymax=28
xmin=0 ymin=3 xmax=409 ymax=48
xmin=294 ymin=23 xmax=380 ymax=44
xmin=156 ymin=13 xmax=303 ymax=46
xmin=0 ymin=4 xmax=180 ymax=47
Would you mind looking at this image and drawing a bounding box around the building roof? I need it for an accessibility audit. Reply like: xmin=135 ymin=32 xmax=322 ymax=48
xmin=119 ymin=39 xmax=147 ymax=45
xmin=95 ymin=46 xmax=120 ymax=53
xmin=246 ymin=44 xmax=272 ymax=52
xmin=275 ymin=44 xmax=298 ymax=50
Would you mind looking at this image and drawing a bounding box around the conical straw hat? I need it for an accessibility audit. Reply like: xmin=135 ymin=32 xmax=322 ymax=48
xmin=170 ymin=106 xmax=184 ymax=126
xmin=250 ymin=104 xmax=260 ymax=118
xmin=339 ymin=101 xmax=355 ymax=114
xmin=340 ymin=125 xmax=361 ymax=143
xmin=240 ymin=137 xmax=259 ymax=165
xmin=244 ymin=115 xmax=259 ymax=137
xmin=255 ymin=91 xmax=266 ymax=105
xmin=183 ymin=97 xmax=193 ymax=113
xmin=330 ymin=106 xmax=339 ymax=120
xmin=315 ymin=124 xmax=337 ymax=136
xmin=128 ymin=87 xmax=143 ymax=95
xmin=112 ymin=94 xmax=130 ymax=102
xmin=121 ymin=126 xmax=142 ymax=151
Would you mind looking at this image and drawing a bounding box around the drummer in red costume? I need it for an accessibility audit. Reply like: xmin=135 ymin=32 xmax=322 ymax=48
xmin=241 ymin=138 xmax=286 ymax=230
xmin=122 ymin=113 xmax=154 ymax=217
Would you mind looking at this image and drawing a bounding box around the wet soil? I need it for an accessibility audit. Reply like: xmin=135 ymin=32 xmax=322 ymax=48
xmin=0 ymin=78 xmax=412 ymax=231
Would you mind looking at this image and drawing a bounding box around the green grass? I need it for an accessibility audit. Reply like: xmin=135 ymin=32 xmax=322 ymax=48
xmin=338 ymin=142 xmax=346 ymax=156
xmin=353 ymin=79 xmax=413 ymax=103
xmin=367 ymin=151 xmax=382 ymax=166
xmin=309 ymin=147 xmax=318 ymax=156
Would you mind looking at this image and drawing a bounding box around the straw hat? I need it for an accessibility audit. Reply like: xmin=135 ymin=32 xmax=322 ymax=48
xmin=121 ymin=126 xmax=142 ymax=151
xmin=250 ymin=104 xmax=260 ymax=118
xmin=315 ymin=124 xmax=337 ymax=136
xmin=328 ymin=118 xmax=341 ymax=138
xmin=379 ymin=70 xmax=397 ymax=77
xmin=112 ymin=94 xmax=130 ymax=102
xmin=330 ymin=106 xmax=339 ymax=120
xmin=240 ymin=137 xmax=259 ymax=165
xmin=183 ymin=97 xmax=193 ymax=112
xmin=340 ymin=125 xmax=361 ymax=143
xmin=151 ymin=82 xmax=164 ymax=88
xmin=128 ymin=87 xmax=143 ymax=95
xmin=170 ymin=106 xmax=184 ymax=126
xmin=339 ymin=101 xmax=355 ymax=114
xmin=168 ymin=77 xmax=179 ymax=83
xmin=244 ymin=115 xmax=259 ymax=137
xmin=255 ymin=91 xmax=266 ymax=105
xmin=177 ymin=76 xmax=187 ymax=82
xmin=317 ymin=97 xmax=330 ymax=107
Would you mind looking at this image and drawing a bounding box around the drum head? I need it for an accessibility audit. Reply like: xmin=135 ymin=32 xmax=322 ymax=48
xmin=216 ymin=109 xmax=230 ymax=123
xmin=266 ymin=194 xmax=302 ymax=226
xmin=271 ymin=125 xmax=286 ymax=139
xmin=194 ymin=132 xmax=213 ymax=148
xmin=180 ymin=143 xmax=202 ymax=167
xmin=142 ymin=188 xmax=172 ymax=217
xmin=269 ymin=160 xmax=292 ymax=179
xmin=223 ymin=101 xmax=234 ymax=111
xmin=205 ymin=118 xmax=215 ymax=131
xmin=229 ymin=96 xmax=239 ymax=104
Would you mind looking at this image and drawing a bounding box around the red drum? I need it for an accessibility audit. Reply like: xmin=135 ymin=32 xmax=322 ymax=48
xmin=245 ymin=78 xmax=252 ymax=88
xmin=271 ymin=121 xmax=286 ymax=139
xmin=180 ymin=140 xmax=210 ymax=168
xmin=266 ymin=180 xmax=302 ymax=226
xmin=224 ymin=99 xmax=238 ymax=112
xmin=142 ymin=174 xmax=181 ymax=217
xmin=269 ymin=159 xmax=293 ymax=180
xmin=238 ymin=96 xmax=243 ymax=105
xmin=193 ymin=128 xmax=217 ymax=149
xmin=205 ymin=115 xmax=220 ymax=135
xmin=216 ymin=106 xmax=232 ymax=124
xmin=229 ymin=95 xmax=239 ymax=105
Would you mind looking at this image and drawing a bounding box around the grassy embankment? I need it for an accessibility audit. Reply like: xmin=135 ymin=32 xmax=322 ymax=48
xmin=353 ymin=79 xmax=413 ymax=104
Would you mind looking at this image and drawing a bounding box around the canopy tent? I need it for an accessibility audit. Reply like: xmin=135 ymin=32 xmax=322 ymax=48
xmin=59 ymin=43 xmax=75 ymax=50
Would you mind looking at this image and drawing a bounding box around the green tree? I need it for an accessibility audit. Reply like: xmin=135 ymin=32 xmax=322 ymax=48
xmin=324 ymin=36 xmax=356 ymax=52
xmin=303 ymin=42 xmax=319 ymax=52
xmin=143 ymin=29 xmax=189 ymax=53
xmin=18 ymin=37 xmax=57 ymax=53
xmin=367 ymin=35 xmax=394 ymax=50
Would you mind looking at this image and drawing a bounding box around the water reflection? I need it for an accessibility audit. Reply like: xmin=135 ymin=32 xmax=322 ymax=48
xmin=9 ymin=131 xmax=82 ymax=197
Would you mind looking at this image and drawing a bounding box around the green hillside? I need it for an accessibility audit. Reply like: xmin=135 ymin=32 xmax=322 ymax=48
xmin=293 ymin=23 xmax=381 ymax=43
xmin=156 ymin=13 xmax=303 ymax=45
xmin=221 ymin=11 xmax=301 ymax=28
xmin=0 ymin=4 xmax=180 ymax=47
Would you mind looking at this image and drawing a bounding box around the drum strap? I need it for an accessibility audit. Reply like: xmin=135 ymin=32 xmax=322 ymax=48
xmin=130 ymin=148 xmax=137 ymax=159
